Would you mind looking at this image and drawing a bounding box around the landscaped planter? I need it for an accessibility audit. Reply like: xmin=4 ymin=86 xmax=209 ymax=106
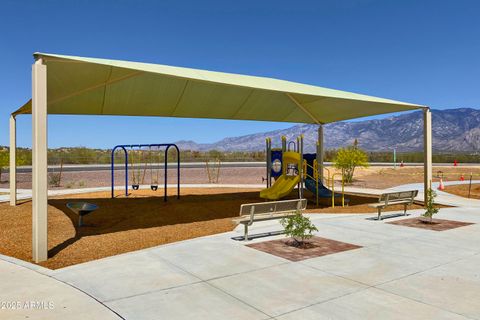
xmin=419 ymin=216 xmax=433 ymax=223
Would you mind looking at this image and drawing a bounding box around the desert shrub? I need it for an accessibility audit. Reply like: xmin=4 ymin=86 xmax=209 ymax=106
xmin=423 ymin=188 xmax=439 ymax=219
xmin=0 ymin=150 xmax=7 ymax=182
xmin=334 ymin=143 xmax=369 ymax=183
xmin=280 ymin=211 xmax=318 ymax=246
xmin=48 ymin=173 xmax=62 ymax=187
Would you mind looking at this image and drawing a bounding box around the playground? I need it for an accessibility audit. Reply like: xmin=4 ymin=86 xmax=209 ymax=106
xmin=3 ymin=52 xmax=480 ymax=320
xmin=0 ymin=186 xmax=429 ymax=269
xmin=0 ymin=52 xmax=453 ymax=268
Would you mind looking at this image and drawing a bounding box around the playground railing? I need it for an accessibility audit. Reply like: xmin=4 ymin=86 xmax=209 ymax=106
xmin=322 ymin=166 xmax=331 ymax=188
xmin=303 ymin=160 xmax=320 ymax=206
xmin=331 ymin=172 xmax=345 ymax=208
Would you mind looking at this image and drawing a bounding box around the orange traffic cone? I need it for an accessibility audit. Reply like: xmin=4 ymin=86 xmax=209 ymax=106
xmin=438 ymin=178 xmax=445 ymax=190
xmin=460 ymin=174 xmax=465 ymax=181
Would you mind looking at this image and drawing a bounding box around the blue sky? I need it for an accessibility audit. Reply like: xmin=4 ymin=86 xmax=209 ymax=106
xmin=1 ymin=0 xmax=479 ymax=148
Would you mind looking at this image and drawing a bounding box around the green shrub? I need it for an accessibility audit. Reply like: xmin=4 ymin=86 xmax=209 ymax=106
xmin=333 ymin=143 xmax=369 ymax=183
xmin=48 ymin=173 xmax=62 ymax=187
xmin=0 ymin=151 xmax=7 ymax=182
xmin=280 ymin=211 xmax=318 ymax=246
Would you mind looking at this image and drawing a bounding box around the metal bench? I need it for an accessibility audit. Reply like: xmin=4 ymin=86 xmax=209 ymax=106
xmin=369 ymin=190 xmax=418 ymax=220
xmin=233 ymin=199 xmax=308 ymax=240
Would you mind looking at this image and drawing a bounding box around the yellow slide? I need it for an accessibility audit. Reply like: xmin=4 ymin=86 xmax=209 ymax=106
xmin=260 ymin=175 xmax=301 ymax=200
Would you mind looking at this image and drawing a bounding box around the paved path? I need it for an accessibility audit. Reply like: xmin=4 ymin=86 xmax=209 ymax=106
xmin=0 ymin=256 xmax=121 ymax=320
xmin=2 ymin=208 xmax=480 ymax=319
xmin=0 ymin=184 xmax=266 ymax=203
xmin=390 ymin=180 xmax=480 ymax=207
xmin=2 ymin=181 xmax=480 ymax=319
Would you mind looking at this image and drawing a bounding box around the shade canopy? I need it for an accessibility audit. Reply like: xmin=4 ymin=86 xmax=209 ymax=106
xmin=13 ymin=53 xmax=424 ymax=123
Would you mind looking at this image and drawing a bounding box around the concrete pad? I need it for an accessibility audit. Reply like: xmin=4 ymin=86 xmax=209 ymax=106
xmin=311 ymin=223 xmax=404 ymax=247
xmin=276 ymin=287 xmax=468 ymax=320
xmin=0 ymin=260 xmax=120 ymax=320
xmin=414 ymin=231 xmax=480 ymax=253
xmin=208 ymin=262 xmax=366 ymax=317
xmin=53 ymin=250 xmax=200 ymax=302
xmin=369 ymin=238 xmax=477 ymax=266
xmin=379 ymin=254 xmax=480 ymax=319
xmin=106 ymin=282 xmax=269 ymax=320
xmin=321 ymin=215 xmax=430 ymax=239
xmin=303 ymin=247 xmax=434 ymax=286
xmin=152 ymin=237 xmax=286 ymax=280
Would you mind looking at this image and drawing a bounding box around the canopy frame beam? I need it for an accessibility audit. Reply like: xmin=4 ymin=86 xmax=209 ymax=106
xmin=286 ymin=93 xmax=321 ymax=125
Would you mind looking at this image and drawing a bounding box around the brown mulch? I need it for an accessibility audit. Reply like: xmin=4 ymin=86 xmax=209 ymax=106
xmin=0 ymin=188 xmax=425 ymax=270
xmin=388 ymin=217 xmax=474 ymax=231
xmin=443 ymin=184 xmax=480 ymax=200
xmin=247 ymin=236 xmax=362 ymax=261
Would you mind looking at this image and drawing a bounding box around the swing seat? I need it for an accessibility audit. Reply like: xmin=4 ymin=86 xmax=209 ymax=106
xmin=132 ymin=184 xmax=139 ymax=190
xmin=151 ymin=185 xmax=158 ymax=191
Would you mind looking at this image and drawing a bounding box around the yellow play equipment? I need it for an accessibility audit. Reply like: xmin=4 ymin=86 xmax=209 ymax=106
xmin=260 ymin=150 xmax=302 ymax=201
xmin=261 ymin=135 xmax=346 ymax=206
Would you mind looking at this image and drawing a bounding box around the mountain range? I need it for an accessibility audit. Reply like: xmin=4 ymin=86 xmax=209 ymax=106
xmin=175 ymin=108 xmax=480 ymax=153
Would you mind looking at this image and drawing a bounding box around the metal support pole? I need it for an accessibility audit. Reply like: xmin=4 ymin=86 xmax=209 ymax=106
xmin=423 ymin=108 xmax=432 ymax=206
xmin=164 ymin=148 xmax=168 ymax=201
xmin=298 ymin=135 xmax=304 ymax=199
xmin=32 ymin=58 xmax=48 ymax=263
xmin=393 ymin=147 xmax=397 ymax=169
xmin=317 ymin=125 xmax=324 ymax=184
xmin=266 ymin=138 xmax=271 ymax=188
xmin=9 ymin=115 xmax=17 ymax=206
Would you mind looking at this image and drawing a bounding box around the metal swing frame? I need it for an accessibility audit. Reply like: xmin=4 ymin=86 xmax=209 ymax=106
xmin=111 ymin=144 xmax=180 ymax=201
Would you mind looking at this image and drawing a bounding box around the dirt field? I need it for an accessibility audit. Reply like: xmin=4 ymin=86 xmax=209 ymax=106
xmin=444 ymin=183 xmax=480 ymax=200
xmin=2 ymin=165 xmax=479 ymax=191
xmin=347 ymin=166 xmax=480 ymax=189
xmin=0 ymin=167 xmax=266 ymax=189
xmin=0 ymin=187 xmax=427 ymax=269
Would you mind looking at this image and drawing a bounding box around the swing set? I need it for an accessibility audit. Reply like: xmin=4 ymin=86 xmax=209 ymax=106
xmin=111 ymin=144 xmax=180 ymax=201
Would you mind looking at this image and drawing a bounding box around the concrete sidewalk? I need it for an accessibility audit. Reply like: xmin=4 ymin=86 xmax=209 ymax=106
xmin=2 ymin=208 xmax=478 ymax=319
xmin=0 ymin=258 xmax=121 ymax=320
xmin=0 ymin=184 xmax=265 ymax=203
xmin=2 ymin=180 xmax=480 ymax=319
xmin=391 ymin=180 xmax=480 ymax=207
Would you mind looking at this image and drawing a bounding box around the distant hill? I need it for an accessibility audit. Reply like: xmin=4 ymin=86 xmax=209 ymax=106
xmin=175 ymin=108 xmax=480 ymax=152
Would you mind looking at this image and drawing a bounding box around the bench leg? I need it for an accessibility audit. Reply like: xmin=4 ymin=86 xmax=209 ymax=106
xmin=244 ymin=224 xmax=249 ymax=241
xmin=377 ymin=208 xmax=382 ymax=221
xmin=403 ymin=204 xmax=407 ymax=216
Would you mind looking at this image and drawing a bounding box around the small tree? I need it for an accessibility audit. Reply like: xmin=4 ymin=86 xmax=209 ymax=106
xmin=333 ymin=143 xmax=369 ymax=183
xmin=422 ymin=188 xmax=439 ymax=222
xmin=0 ymin=150 xmax=8 ymax=183
xmin=280 ymin=211 xmax=318 ymax=247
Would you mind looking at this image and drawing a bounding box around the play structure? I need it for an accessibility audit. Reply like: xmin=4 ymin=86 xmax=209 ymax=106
xmin=110 ymin=144 xmax=180 ymax=201
xmin=261 ymin=135 xmax=345 ymax=207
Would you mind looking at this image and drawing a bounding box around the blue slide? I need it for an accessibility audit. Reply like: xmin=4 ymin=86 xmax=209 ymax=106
xmin=304 ymin=177 xmax=341 ymax=198
xmin=303 ymin=153 xmax=342 ymax=198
